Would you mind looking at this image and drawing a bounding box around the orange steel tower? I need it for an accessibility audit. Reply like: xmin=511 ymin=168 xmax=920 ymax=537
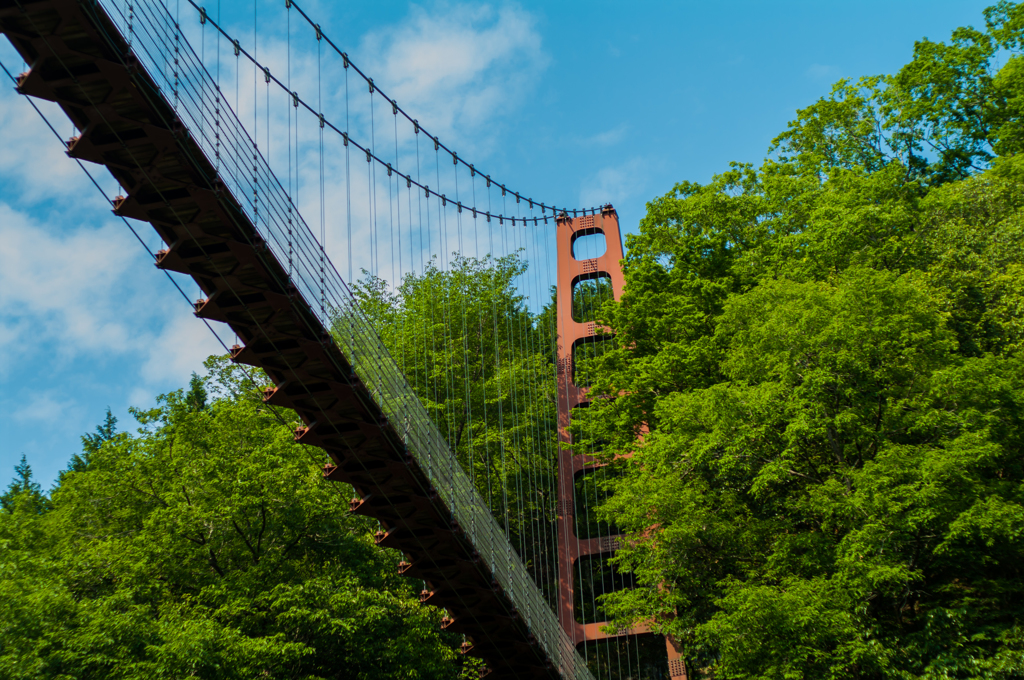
xmin=554 ymin=206 xmax=687 ymax=679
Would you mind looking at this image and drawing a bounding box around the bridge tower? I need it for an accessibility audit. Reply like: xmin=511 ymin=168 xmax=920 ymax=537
xmin=554 ymin=207 xmax=686 ymax=679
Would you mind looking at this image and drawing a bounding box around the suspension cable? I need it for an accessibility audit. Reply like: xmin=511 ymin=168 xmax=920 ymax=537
xmin=181 ymin=0 xmax=602 ymax=226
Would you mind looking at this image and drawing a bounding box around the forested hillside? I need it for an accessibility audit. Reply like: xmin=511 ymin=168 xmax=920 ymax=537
xmin=576 ymin=2 xmax=1024 ymax=678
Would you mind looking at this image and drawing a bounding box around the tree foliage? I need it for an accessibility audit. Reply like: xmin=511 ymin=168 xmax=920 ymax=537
xmin=0 ymin=455 xmax=46 ymax=515
xmin=0 ymin=358 xmax=464 ymax=679
xmin=351 ymin=254 xmax=562 ymax=604
xmin=577 ymin=4 xmax=1024 ymax=678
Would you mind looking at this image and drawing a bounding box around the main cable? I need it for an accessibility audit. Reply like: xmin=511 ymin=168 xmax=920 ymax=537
xmin=181 ymin=0 xmax=604 ymax=228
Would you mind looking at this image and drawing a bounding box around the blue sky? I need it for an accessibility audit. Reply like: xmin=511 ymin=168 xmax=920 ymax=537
xmin=0 ymin=0 xmax=993 ymax=487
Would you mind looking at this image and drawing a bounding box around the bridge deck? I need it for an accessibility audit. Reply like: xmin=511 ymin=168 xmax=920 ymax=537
xmin=0 ymin=0 xmax=585 ymax=677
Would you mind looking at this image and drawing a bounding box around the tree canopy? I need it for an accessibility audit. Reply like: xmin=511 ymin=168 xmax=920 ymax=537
xmin=0 ymin=358 xmax=466 ymax=679
xmin=575 ymin=3 xmax=1024 ymax=678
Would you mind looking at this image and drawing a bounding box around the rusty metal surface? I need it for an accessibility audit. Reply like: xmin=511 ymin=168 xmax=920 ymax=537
xmin=554 ymin=208 xmax=631 ymax=643
xmin=0 ymin=0 xmax=581 ymax=676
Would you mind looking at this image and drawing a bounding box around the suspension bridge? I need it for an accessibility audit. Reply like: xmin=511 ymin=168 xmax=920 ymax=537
xmin=0 ymin=1 xmax=685 ymax=677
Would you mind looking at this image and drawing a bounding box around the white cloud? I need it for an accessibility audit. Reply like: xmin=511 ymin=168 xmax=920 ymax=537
xmin=356 ymin=3 xmax=547 ymax=148
xmin=0 ymin=81 xmax=113 ymax=210
xmin=0 ymin=203 xmax=219 ymax=387
xmin=0 ymin=54 xmax=224 ymax=393
xmin=0 ymin=205 xmax=139 ymax=370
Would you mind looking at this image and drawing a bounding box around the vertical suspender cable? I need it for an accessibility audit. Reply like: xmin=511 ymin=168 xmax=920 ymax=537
xmin=502 ymin=191 xmax=527 ymax=584
xmin=436 ymin=144 xmax=456 ymax=510
xmin=369 ymin=79 xmax=378 ymax=278
xmin=386 ymin=107 xmax=396 ymax=298
xmin=534 ymin=210 xmax=560 ymax=609
xmin=401 ymin=149 xmax=413 ymax=432
xmin=286 ymin=1 xmax=293 ymax=278
xmin=453 ymin=153 xmax=476 ymax=539
xmin=499 ymin=192 xmax=522 ymax=584
xmin=317 ymin=27 xmax=325 ymax=316
xmin=525 ymin=202 xmax=554 ymax=610
xmin=393 ymin=102 xmax=404 ymax=380
xmin=268 ymin=10 xmax=274 ymax=215
xmin=526 ymin=205 xmax=550 ymax=622
xmin=515 ymin=206 xmax=540 ymax=628
xmin=487 ymin=178 xmax=510 ymax=548
xmin=252 ymin=0 xmax=258 ymax=247
xmin=472 ymin=169 xmax=494 ymax=531
xmin=510 ymin=204 xmax=533 ymax=604
xmin=214 ymin=0 xmax=219 ymax=173
xmin=345 ymin=54 xmax=352 ymax=285
xmin=434 ymin=145 xmax=451 ymax=451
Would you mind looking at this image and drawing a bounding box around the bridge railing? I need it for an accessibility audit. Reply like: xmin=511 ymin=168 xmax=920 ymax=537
xmin=92 ymin=1 xmax=593 ymax=678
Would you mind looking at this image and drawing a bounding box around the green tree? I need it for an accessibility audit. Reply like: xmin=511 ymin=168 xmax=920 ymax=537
xmin=576 ymin=4 xmax=1024 ymax=678
xmin=81 ymin=407 xmax=118 ymax=454
xmin=0 ymin=455 xmax=45 ymax=514
xmin=768 ymin=1 xmax=1024 ymax=186
xmin=0 ymin=358 xmax=464 ymax=679
xmin=65 ymin=406 xmax=120 ymax=475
